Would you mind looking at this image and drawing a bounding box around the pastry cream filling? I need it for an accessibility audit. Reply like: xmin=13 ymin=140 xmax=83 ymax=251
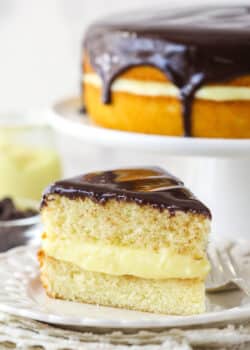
xmin=84 ymin=73 xmax=250 ymax=101
xmin=42 ymin=236 xmax=210 ymax=279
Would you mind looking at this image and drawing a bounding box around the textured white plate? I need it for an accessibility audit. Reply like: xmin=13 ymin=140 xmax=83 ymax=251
xmin=49 ymin=97 xmax=250 ymax=158
xmin=1 ymin=244 xmax=250 ymax=329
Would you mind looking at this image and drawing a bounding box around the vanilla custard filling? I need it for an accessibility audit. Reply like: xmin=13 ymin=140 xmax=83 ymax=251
xmin=84 ymin=73 xmax=250 ymax=101
xmin=42 ymin=236 xmax=210 ymax=279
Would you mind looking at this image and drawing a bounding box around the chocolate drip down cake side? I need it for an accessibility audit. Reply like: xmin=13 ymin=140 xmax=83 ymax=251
xmin=39 ymin=167 xmax=211 ymax=315
xmin=82 ymin=5 xmax=250 ymax=138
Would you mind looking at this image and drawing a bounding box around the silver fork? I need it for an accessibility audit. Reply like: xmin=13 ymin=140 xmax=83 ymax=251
xmin=206 ymin=243 xmax=250 ymax=296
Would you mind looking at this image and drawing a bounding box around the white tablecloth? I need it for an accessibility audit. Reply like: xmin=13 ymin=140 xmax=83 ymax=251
xmin=0 ymin=312 xmax=250 ymax=350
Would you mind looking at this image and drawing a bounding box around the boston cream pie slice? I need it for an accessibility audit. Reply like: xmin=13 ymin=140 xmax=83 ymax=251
xmin=39 ymin=167 xmax=211 ymax=315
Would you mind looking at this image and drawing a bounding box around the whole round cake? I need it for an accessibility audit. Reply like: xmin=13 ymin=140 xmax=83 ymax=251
xmin=82 ymin=5 xmax=250 ymax=138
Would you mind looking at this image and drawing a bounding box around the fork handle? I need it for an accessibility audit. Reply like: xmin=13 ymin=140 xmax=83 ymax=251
xmin=233 ymin=278 xmax=250 ymax=297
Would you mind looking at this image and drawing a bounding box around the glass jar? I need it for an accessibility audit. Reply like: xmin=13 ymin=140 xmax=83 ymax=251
xmin=0 ymin=112 xmax=62 ymax=201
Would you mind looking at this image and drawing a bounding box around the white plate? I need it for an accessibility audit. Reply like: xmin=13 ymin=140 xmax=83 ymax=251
xmin=49 ymin=97 xmax=250 ymax=158
xmin=1 ymin=244 xmax=250 ymax=329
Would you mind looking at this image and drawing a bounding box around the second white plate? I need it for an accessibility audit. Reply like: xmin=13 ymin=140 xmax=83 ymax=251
xmin=1 ymin=244 xmax=250 ymax=329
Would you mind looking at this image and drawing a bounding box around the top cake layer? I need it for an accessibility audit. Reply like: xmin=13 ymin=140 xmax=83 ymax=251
xmin=84 ymin=5 xmax=250 ymax=136
xmin=42 ymin=167 xmax=211 ymax=218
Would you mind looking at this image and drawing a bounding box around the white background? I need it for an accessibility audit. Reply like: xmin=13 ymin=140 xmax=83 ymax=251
xmin=0 ymin=0 xmax=237 ymax=112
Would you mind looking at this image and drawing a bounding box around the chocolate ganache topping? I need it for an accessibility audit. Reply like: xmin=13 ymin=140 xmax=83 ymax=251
xmin=84 ymin=5 xmax=250 ymax=136
xmin=42 ymin=167 xmax=211 ymax=218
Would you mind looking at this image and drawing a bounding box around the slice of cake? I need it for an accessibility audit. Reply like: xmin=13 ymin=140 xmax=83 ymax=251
xmin=39 ymin=167 xmax=211 ymax=315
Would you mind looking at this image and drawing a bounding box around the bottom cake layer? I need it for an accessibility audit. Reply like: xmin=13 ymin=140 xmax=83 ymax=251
xmin=38 ymin=251 xmax=205 ymax=315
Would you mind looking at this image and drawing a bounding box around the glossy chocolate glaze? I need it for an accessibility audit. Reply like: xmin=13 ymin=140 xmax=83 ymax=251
xmin=42 ymin=167 xmax=211 ymax=218
xmin=84 ymin=5 xmax=250 ymax=136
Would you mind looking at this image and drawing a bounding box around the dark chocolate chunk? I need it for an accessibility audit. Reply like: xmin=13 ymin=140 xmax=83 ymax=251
xmin=0 ymin=197 xmax=37 ymax=221
xmin=79 ymin=106 xmax=86 ymax=114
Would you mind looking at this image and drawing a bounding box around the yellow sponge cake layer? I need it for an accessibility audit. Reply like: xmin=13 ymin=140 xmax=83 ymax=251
xmin=39 ymin=252 xmax=205 ymax=315
xmin=42 ymin=196 xmax=210 ymax=258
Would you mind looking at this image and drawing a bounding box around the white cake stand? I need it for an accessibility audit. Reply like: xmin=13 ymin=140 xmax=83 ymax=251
xmin=49 ymin=97 xmax=250 ymax=239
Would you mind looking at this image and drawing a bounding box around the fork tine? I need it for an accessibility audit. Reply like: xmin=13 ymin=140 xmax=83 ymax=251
xmin=215 ymin=248 xmax=234 ymax=280
xmin=227 ymin=247 xmax=240 ymax=275
xmin=207 ymin=247 xmax=224 ymax=284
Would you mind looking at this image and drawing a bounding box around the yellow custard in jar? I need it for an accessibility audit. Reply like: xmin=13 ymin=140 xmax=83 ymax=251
xmin=0 ymin=142 xmax=61 ymax=200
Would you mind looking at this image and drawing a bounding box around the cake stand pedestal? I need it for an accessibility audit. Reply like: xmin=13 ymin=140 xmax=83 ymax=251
xmin=49 ymin=97 xmax=250 ymax=239
xmin=178 ymin=156 xmax=250 ymax=240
